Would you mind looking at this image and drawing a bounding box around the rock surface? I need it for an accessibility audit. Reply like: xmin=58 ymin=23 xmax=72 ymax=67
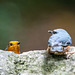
xmin=0 ymin=47 xmax=75 ymax=75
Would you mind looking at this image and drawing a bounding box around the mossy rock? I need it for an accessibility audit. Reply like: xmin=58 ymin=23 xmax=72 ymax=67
xmin=0 ymin=47 xmax=75 ymax=75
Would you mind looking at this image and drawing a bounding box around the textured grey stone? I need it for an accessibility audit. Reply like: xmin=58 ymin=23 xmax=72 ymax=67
xmin=0 ymin=46 xmax=75 ymax=75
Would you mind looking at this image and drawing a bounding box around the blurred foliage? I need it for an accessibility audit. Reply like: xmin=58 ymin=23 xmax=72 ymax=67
xmin=0 ymin=0 xmax=75 ymax=50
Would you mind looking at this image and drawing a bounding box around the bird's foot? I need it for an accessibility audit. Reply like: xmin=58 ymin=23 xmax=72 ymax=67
xmin=65 ymin=51 xmax=75 ymax=59
xmin=63 ymin=46 xmax=71 ymax=59
xmin=47 ymin=46 xmax=50 ymax=54
xmin=63 ymin=46 xmax=70 ymax=52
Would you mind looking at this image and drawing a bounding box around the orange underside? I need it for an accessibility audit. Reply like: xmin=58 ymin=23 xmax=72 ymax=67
xmin=50 ymin=51 xmax=64 ymax=55
xmin=49 ymin=46 xmax=70 ymax=55
xmin=7 ymin=46 xmax=20 ymax=54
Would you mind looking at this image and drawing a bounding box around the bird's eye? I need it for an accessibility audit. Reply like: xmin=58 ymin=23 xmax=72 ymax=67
xmin=53 ymin=31 xmax=57 ymax=34
xmin=17 ymin=42 xmax=20 ymax=45
xmin=9 ymin=43 xmax=13 ymax=46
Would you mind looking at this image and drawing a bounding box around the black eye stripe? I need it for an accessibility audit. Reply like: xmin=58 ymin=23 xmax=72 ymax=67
xmin=53 ymin=31 xmax=57 ymax=34
xmin=17 ymin=42 xmax=20 ymax=45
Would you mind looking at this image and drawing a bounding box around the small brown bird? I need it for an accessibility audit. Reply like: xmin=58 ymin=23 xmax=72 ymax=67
xmin=6 ymin=41 xmax=20 ymax=54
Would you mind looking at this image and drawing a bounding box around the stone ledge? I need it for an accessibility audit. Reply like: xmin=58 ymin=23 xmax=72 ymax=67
xmin=0 ymin=46 xmax=75 ymax=75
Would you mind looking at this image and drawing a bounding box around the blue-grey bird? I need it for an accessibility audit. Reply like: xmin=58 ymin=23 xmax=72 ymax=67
xmin=47 ymin=29 xmax=72 ymax=55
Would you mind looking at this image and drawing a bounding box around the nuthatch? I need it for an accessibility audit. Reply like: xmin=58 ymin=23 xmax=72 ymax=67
xmin=47 ymin=29 xmax=75 ymax=58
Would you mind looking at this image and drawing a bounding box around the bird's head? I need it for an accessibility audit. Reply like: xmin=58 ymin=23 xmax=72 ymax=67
xmin=48 ymin=29 xmax=67 ymax=35
xmin=7 ymin=41 xmax=20 ymax=54
xmin=48 ymin=30 xmax=57 ymax=34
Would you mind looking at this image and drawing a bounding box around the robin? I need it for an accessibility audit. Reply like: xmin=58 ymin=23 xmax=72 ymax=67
xmin=6 ymin=41 xmax=20 ymax=54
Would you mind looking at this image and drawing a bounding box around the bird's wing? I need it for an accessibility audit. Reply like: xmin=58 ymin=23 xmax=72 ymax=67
xmin=48 ymin=35 xmax=72 ymax=46
xmin=48 ymin=35 xmax=60 ymax=46
xmin=5 ymin=47 xmax=7 ymax=51
xmin=58 ymin=37 xmax=72 ymax=46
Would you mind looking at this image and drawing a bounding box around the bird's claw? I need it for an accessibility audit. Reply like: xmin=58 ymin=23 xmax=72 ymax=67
xmin=65 ymin=51 xmax=75 ymax=59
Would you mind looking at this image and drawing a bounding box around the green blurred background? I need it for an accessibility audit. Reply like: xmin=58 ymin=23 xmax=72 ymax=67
xmin=0 ymin=0 xmax=75 ymax=52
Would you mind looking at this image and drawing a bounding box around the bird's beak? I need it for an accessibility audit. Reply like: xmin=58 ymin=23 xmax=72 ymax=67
xmin=48 ymin=30 xmax=53 ymax=34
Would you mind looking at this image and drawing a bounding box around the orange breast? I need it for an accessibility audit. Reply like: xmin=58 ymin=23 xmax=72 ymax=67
xmin=7 ymin=46 xmax=20 ymax=54
xmin=7 ymin=41 xmax=20 ymax=54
